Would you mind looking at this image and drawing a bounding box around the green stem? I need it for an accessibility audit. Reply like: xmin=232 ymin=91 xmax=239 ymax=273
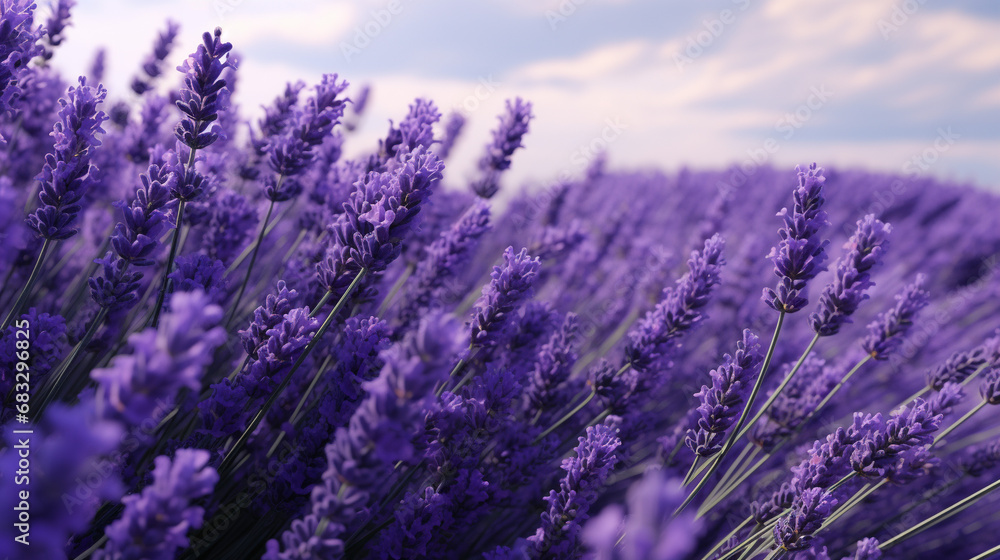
xmin=533 ymin=389 xmax=596 ymax=444
xmin=217 ymin=268 xmax=367 ymax=477
xmin=228 ymin=198 xmax=276 ymax=328
xmin=880 ymin=477 xmax=1000 ymax=550
xmin=675 ymin=312 xmax=785 ymax=516
xmin=1 ymin=238 xmax=52 ymax=331
xmin=969 ymin=542 xmax=1000 ymax=560
xmin=34 ymin=306 xmax=109 ymax=415
xmin=732 ymin=332 xmax=820 ymax=443
xmin=683 ymin=456 xmax=701 ymax=485
xmin=934 ymin=400 xmax=988 ymax=446
xmin=266 ymin=354 xmax=334 ymax=458
xmin=150 ymin=199 xmax=186 ymax=328
xmin=699 ymin=516 xmax=751 ymax=560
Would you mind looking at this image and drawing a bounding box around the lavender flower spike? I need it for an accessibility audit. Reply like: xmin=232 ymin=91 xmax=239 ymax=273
xmin=528 ymin=423 xmax=621 ymax=559
xmin=472 ymin=97 xmax=533 ymax=198
xmin=773 ymin=488 xmax=838 ymax=552
xmin=763 ymin=163 xmax=830 ymax=313
xmin=437 ymin=111 xmax=466 ymax=160
xmin=469 ymin=246 xmax=542 ymax=349
xmin=625 ymin=233 xmax=725 ymax=373
xmin=95 ymin=449 xmax=219 ymax=560
xmin=27 ymin=77 xmax=108 ymax=241
xmin=686 ymin=329 xmax=764 ymax=457
xmin=266 ymin=73 xmax=349 ymax=182
xmin=862 ymin=274 xmax=929 ymax=359
xmin=174 ymin=27 xmax=234 ymax=151
xmin=847 ymin=538 xmax=883 ymax=560
xmin=810 ymin=214 xmax=891 ymax=336
xmin=131 ymin=20 xmax=181 ymax=94
xmin=0 ymin=0 xmax=43 ymax=117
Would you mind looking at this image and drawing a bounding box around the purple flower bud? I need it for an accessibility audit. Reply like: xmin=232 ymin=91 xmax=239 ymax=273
xmin=763 ymin=163 xmax=830 ymax=313
xmin=810 ymin=215 xmax=891 ymax=336
xmin=0 ymin=0 xmax=44 ymax=116
xmin=469 ymin=246 xmax=541 ymax=349
xmin=173 ymin=28 xmax=235 ymax=150
xmin=862 ymin=275 xmax=929 ymax=359
xmin=980 ymin=367 xmax=1000 ymax=404
xmin=686 ymin=329 xmax=763 ymax=457
xmin=131 ymin=20 xmax=180 ymax=94
xmin=95 ymin=449 xmax=218 ymax=560
xmin=472 ymin=98 xmax=533 ymax=199
xmin=773 ymin=488 xmax=837 ymax=552
xmin=266 ymin=74 xmax=349 ymax=180
xmin=436 ymin=111 xmax=466 ymax=160
xmin=849 ymin=538 xmax=883 ymax=560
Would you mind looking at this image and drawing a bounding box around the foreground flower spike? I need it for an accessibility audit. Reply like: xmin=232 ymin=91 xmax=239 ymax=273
xmin=469 ymin=246 xmax=542 ymax=349
xmin=0 ymin=0 xmax=43 ymax=116
xmin=472 ymin=97 xmax=533 ymax=198
xmin=773 ymin=488 xmax=838 ymax=552
xmin=810 ymin=214 xmax=891 ymax=336
xmin=131 ymin=19 xmax=180 ymax=95
xmin=92 ymin=291 xmax=225 ymax=427
xmin=862 ymin=274 xmax=929 ymax=359
xmin=582 ymin=468 xmax=702 ymax=560
xmin=26 ymin=77 xmax=108 ymax=241
xmin=686 ymin=329 xmax=764 ymax=457
xmin=625 ymin=233 xmax=725 ymax=373
xmin=174 ymin=27 xmax=234 ymax=151
xmin=850 ymin=400 xmax=942 ymax=477
xmin=95 ymin=449 xmax=219 ymax=560
xmin=763 ymin=163 xmax=830 ymax=313
xmin=527 ymin=423 xmax=621 ymax=559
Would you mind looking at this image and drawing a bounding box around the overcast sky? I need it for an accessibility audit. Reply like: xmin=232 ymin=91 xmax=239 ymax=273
xmin=49 ymin=0 xmax=1000 ymax=191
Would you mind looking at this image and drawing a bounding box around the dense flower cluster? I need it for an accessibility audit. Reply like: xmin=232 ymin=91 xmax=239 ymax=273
xmin=2 ymin=8 xmax=1000 ymax=560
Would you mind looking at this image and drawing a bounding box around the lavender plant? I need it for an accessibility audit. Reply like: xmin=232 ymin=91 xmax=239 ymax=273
xmin=3 ymin=7 xmax=1000 ymax=560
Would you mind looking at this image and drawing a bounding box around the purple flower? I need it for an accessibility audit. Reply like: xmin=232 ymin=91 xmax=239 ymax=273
xmin=395 ymin=97 xmax=441 ymax=156
xmin=961 ymin=439 xmax=1000 ymax=477
xmin=524 ymin=313 xmax=581 ymax=419
xmin=625 ymin=233 xmax=725 ymax=373
xmin=266 ymin=73 xmax=349 ymax=182
xmin=92 ymin=291 xmax=226 ymax=427
xmin=26 ymin=77 xmax=108 ymax=240
xmin=862 ymin=274 xmax=929 ymax=359
xmin=926 ymin=344 xmax=990 ymax=391
xmin=437 ymin=111 xmax=466 ymax=160
xmin=751 ymin=357 xmax=838 ymax=451
xmin=528 ymin=423 xmax=621 ymax=559
xmin=582 ymin=468 xmax=701 ymax=560
xmin=472 ymin=98 xmax=533 ymax=198
xmin=95 ymin=449 xmax=218 ymax=560
xmin=397 ymin=200 xmax=492 ymax=329
xmin=980 ymin=367 xmax=1000 ymax=404
xmin=131 ymin=20 xmax=180 ymax=94
xmin=469 ymin=246 xmax=541 ymax=349
xmin=847 ymin=538 xmax=883 ymax=560
xmin=810 ymin=215 xmax=891 ymax=336
xmin=168 ymin=254 xmax=229 ymax=306
xmin=686 ymin=329 xmax=763 ymax=457
xmin=0 ymin=308 xmax=67 ymax=389
xmin=173 ymin=28 xmax=234 ymax=150
xmin=0 ymin=0 xmax=43 ymax=117
xmin=763 ymin=163 xmax=830 ymax=313
xmin=773 ymin=488 xmax=838 ymax=552
xmin=41 ymin=0 xmax=73 ymax=60
xmin=850 ymin=400 xmax=941 ymax=478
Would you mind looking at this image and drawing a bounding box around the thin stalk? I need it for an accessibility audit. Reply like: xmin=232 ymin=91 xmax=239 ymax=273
xmin=822 ymin=480 xmax=886 ymax=529
xmin=699 ymin=515 xmax=751 ymax=560
xmin=732 ymin=332 xmax=820 ymax=443
xmin=72 ymin=535 xmax=108 ymax=560
xmin=228 ymin=198 xmax=276 ymax=328
xmin=880 ymin=477 xmax=1000 ymax=550
xmin=961 ymin=363 xmax=991 ymax=388
xmin=683 ymin=457 xmax=701 ymax=485
xmin=764 ymin=547 xmax=786 ymax=560
xmin=533 ymin=389 xmax=596 ymax=444
xmin=150 ymin=199 xmax=186 ymax=328
xmin=934 ymin=401 xmax=988 ymax=445
xmin=34 ymin=306 xmax=109 ymax=415
xmin=217 ymin=268 xmax=367 ymax=477
xmin=376 ymin=263 xmax=414 ymax=317
xmin=970 ymin=542 xmax=1000 ymax=560
xmin=266 ymin=354 xmax=334 ymax=458
xmin=675 ymin=312 xmax=785 ymax=516
xmin=2 ymin=238 xmax=52 ymax=330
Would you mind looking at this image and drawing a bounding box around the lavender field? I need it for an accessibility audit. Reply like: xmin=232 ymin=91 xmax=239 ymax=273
xmin=1 ymin=1 xmax=1000 ymax=559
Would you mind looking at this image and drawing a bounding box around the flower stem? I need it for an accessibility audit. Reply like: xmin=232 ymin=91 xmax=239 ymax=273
xmin=150 ymin=199 xmax=186 ymax=328
xmin=880 ymin=477 xmax=1000 ymax=550
xmin=217 ymin=268 xmax=367 ymax=477
xmin=227 ymin=197 xmax=276 ymax=328
xmin=34 ymin=306 xmax=109 ymax=416
xmin=533 ymin=389 xmax=596 ymax=444
xmin=1 ymin=238 xmax=52 ymax=331
xmin=934 ymin=400 xmax=988 ymax=445
xmin=675 ymin=311 xmax=785 ymax=516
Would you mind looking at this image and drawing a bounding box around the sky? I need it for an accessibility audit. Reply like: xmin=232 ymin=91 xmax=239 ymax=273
xmin=49 ymin=0 xmax=1000 ymax=192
